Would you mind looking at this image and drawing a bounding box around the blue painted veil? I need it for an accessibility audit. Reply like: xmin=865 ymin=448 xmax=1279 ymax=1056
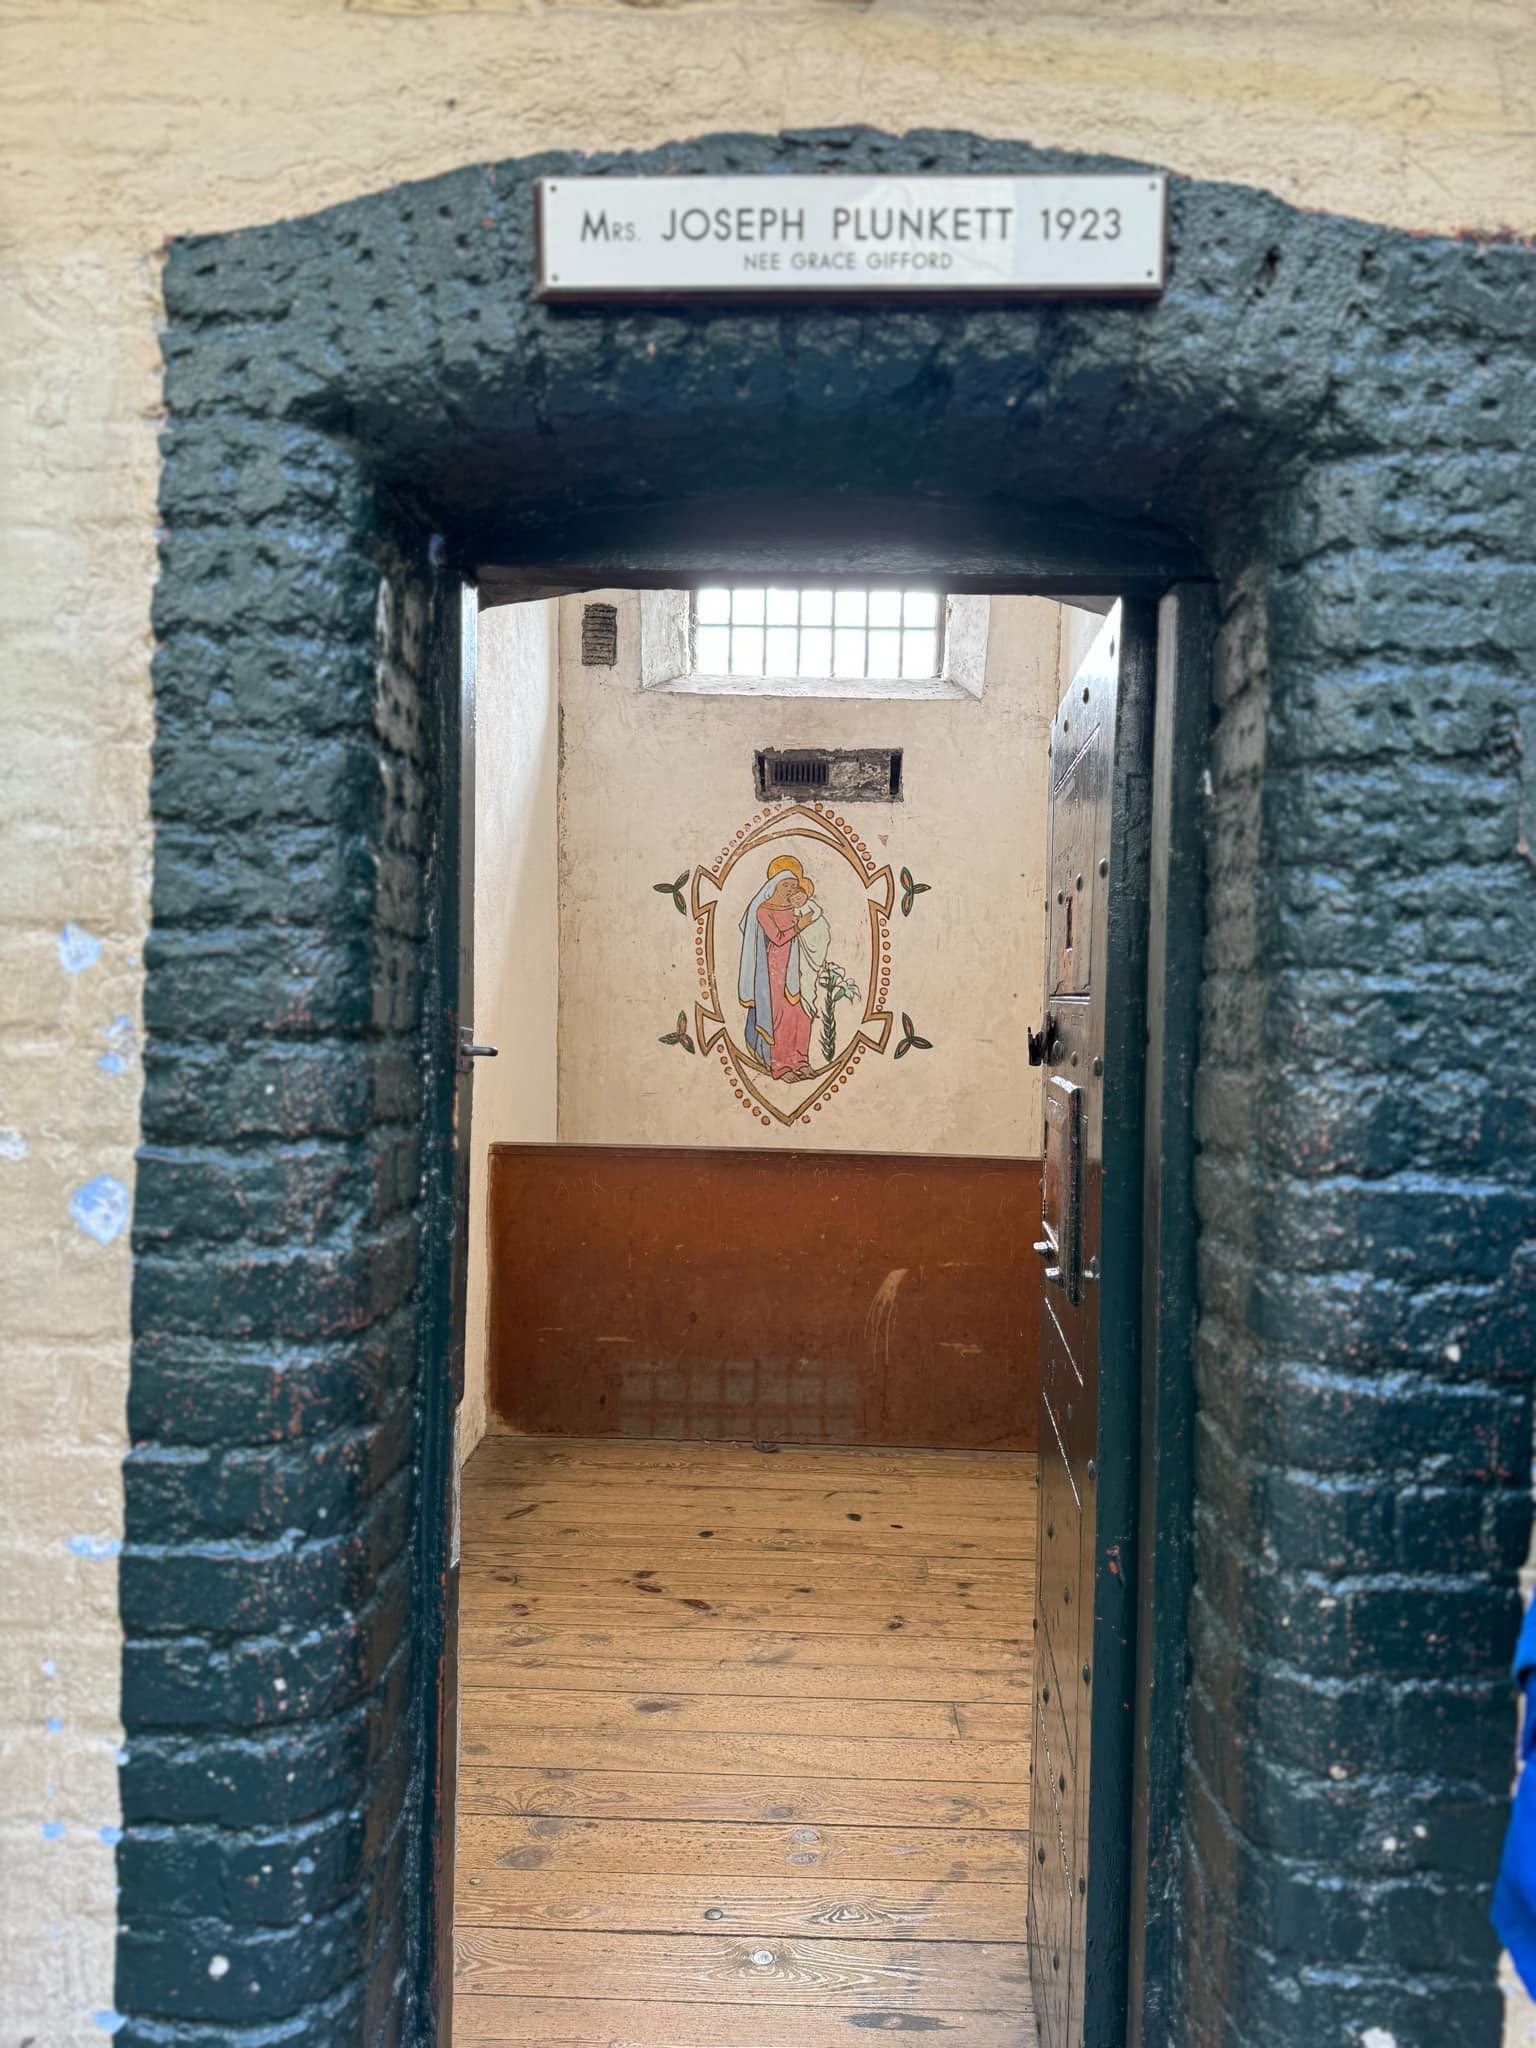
xmin=738 ymin=863 xmax=800 ymax=1068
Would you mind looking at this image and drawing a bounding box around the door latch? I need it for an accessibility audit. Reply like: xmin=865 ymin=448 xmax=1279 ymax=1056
xmin=1027 ymin=1012 xmax=1060 ymax=1068
xmin=456 ymin=1026 xmax=499 ymax=1067
xmin=1032 ymin=1237 xmax=1066 ymax=1292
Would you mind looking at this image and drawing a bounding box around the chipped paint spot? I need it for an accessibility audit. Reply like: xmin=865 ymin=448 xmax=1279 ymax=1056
xmin=68 ymin=1534 xmax=123 ymax=1560
xmin=0 ymin=1127 xmax=27 ymax=1161
xmin=69 ymin=1174 xmax=128 ymax=1246
xmin=1361 ymin=2030 xmax=1398 ymax=2048
xmin=207 ymin=1954 xmax=230 ymax=1979
xmin=58 ymin=922 xmax=103 ymax=973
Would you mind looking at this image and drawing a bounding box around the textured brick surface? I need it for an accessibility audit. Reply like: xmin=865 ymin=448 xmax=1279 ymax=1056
xmin=125 ymin=129 xmax=1536 ymax=2048
xmin=127 ymin=413 xmax=442 ymax=2039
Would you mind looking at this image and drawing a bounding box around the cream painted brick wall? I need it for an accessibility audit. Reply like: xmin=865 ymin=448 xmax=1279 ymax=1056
xmin=3 ymin=1 xmax=1532 ymax=2036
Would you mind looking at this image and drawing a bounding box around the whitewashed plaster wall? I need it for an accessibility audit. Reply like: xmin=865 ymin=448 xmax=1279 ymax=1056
xmin=4 ymin=1 xmax=1531 ymax=2036
xmin=555 ymin=591 xmax=1064 ymax=1158
xmin=460 ymin=600 xmax=560 ymax=1464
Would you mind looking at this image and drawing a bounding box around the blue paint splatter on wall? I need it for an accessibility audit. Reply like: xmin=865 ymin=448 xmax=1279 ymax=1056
xmin=58 ymin=924 xmax=103 ymax=974
xmin=99 ymin=1824 xmax=123 ymax=1846
xmin=97 ymin=1015 xmax=136 ymax=1075
xmin=40 ymin=1820 xmax=65 ymax=1841
xmin=68 ymin=1534 xmax=123 ymax=1560
xmin=91 ymin=2011 xmax=127 ymax=2035
xmin=46 ymin=1716 xmax=63 ymax=1733
xmin=68 ymin=1175 xmax=128 ymax=1246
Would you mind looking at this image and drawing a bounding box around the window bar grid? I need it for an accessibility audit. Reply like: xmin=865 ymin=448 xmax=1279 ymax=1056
xmin=693 ymin=587 xmax=943 ymax=681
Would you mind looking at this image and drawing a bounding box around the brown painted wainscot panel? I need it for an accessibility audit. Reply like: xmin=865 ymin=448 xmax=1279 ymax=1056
xmin=486 ymin=1144 xmax=1040 ymax=1450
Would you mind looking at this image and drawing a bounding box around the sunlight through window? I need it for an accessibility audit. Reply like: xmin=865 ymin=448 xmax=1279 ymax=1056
xmin=693 ymin=586 xmax=944 ymax=682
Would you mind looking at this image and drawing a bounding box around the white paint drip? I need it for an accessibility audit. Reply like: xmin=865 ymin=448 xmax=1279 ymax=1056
xmin=864 ymin=1267 xmax=908 ymax=1382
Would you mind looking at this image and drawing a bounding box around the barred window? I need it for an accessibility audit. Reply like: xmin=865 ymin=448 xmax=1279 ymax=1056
xmin=692 ymin=586 xmax=944 ymax=683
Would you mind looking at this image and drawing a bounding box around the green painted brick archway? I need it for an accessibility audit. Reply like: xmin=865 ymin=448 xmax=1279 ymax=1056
xmin=126 ymin=129 xmax=1536 ymax=2046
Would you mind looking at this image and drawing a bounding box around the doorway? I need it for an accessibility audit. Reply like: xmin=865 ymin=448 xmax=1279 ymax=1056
xmin=129 ymin=138 xmax=1518 ymax=2048
xmin=443 ymin=582 xmax=1164 ymax=2044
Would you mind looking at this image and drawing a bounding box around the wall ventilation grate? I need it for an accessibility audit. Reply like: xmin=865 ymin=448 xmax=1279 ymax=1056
xmin=581 ymin=602 xmax=619 ymax=667
xmin=755 ymin=748 xmax=903 ymax=803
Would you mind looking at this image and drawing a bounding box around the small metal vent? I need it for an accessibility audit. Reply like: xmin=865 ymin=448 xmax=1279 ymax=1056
xmin=581 ymin=602 xmax=618 ymax=667
xmin=755 ymin=748 xmax=903 ymax=803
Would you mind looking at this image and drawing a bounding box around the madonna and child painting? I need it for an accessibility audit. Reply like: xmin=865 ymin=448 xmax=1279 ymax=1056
xmin=678 ymin=803 xmax=900 ymax=1129
xmin=738 ymin=853 xmax=861 ymax=1080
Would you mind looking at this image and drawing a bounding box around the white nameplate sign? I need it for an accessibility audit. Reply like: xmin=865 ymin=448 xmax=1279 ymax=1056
xmin=536 ymin=173 xmax=1166 ymax=301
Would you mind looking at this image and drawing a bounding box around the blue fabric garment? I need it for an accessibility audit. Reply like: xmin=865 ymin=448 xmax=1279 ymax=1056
xmin=1492 ymin=1592 xmax=1536 ymax=1991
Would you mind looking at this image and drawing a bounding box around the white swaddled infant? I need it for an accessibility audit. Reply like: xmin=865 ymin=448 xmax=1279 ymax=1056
xmin=788 ymin=880 xmax=830 ymax=1020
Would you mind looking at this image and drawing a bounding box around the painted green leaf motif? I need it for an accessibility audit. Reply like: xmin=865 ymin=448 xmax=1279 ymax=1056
xmin=894 ymin=1012 xmax=933 ymax=1060
xmin=899 ymin=866 xmax=932 ymax=917
xmin=652 ymin=868 xmax=691 ymax=914
xmin=659 ymin=1009 xmax=696 ymax=1054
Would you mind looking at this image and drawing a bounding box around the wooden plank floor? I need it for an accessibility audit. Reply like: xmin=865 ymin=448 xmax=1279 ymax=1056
xmin=454 ymin=1435 xmax=1038 ymax=2047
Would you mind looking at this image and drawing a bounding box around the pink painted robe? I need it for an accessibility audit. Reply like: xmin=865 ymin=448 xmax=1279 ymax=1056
xmin=756 ymin=903 xmax=812 ymax=1078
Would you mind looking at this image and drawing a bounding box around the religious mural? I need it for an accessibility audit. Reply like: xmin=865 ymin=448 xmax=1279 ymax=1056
xmin=656 ymin=801 xmax=930 ymax=1129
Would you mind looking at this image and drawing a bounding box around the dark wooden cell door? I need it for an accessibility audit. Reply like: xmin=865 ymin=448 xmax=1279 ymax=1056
xmin=1028 ymin=601 xmax=1156 ymax=2048
xmin=424 ymin=574 xmax=480 ymax=2046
